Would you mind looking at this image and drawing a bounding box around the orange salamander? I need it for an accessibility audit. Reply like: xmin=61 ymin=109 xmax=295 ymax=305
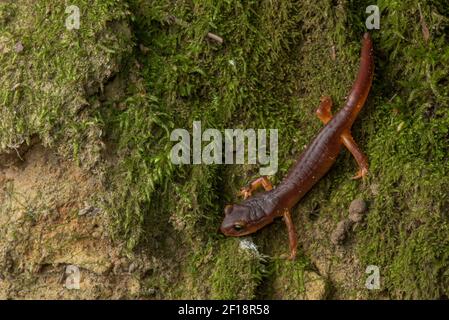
xmin=220 ymin=33 xmax=374 ymax=259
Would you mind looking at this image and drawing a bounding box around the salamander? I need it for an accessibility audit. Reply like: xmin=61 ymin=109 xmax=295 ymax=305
xmin=220 ymin=33 xmax=374 ymax=259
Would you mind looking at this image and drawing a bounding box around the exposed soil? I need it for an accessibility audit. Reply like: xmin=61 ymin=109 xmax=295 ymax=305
xmin=0 ymin=143 xmax=153 ymax=299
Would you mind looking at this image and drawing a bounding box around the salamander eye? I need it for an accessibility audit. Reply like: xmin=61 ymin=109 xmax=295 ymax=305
xmin=233 ymin=223 xmax=244 ymax=231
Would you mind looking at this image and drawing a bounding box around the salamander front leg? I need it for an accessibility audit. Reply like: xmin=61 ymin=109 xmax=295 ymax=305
xmin=239 ymin=176 xmax=273 ymax=199
xmin=341 ymin=130 xmax=369 ymax=179
xmin=283 ymin=209 xmax=298 ymax=260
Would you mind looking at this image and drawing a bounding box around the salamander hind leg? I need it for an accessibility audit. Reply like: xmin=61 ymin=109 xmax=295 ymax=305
xmin=316 ymin=96 xmax=333 ymax=125
xmin=239 ymin=176 xmax=273 ymax=199
xmin=316 ymin=96 xmax=368 ymax=179
xmin=340 ymin=130 xmax=369 ymax=179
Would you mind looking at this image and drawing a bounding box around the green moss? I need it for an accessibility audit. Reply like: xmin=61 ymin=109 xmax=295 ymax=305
xmin=354 ymin=0 xmax=449 ymax=299
xmin=210 ymin=239 xmax=265 ymax=299
xmin=0 ymin=0 xmax=132 ymax=165
xmin=258 ymin=256 xmax=311 ymax=299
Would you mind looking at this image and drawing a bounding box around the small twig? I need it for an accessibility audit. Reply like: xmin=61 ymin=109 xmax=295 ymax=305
xmin=206 ymin=32 xmax=223 ymax=44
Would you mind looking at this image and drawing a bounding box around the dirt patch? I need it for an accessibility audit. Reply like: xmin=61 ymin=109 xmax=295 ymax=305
xmin=297 ymin=201 xmax=369 ymax=299
xmin=0 ymin=143 xmax=151 ymax=299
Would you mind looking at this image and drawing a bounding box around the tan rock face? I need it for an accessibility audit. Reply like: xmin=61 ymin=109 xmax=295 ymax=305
xmin=303 ymin=271 xmax=327 ymax=300
xmin=0 ymin=143 xmax=148 ymax=299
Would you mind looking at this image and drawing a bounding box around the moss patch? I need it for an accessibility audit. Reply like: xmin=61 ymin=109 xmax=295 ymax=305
xmin=0 ymin=0 xmax=132 ymax=165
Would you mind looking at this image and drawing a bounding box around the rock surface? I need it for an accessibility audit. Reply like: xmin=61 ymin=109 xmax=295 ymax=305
xmin=0 ymin=144 xmax=151 ymax=299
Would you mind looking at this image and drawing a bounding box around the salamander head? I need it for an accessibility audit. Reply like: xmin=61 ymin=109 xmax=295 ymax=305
xmin=220 ymin=202 xmax=272 ymax=237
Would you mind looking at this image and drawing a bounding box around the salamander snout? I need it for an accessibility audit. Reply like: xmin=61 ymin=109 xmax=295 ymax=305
xmin=220 ymin=204 xmax=251 ymax=236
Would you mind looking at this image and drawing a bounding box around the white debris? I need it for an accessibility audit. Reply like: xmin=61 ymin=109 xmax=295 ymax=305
xmin=239 ymin=237 xmax=259 ymax=256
